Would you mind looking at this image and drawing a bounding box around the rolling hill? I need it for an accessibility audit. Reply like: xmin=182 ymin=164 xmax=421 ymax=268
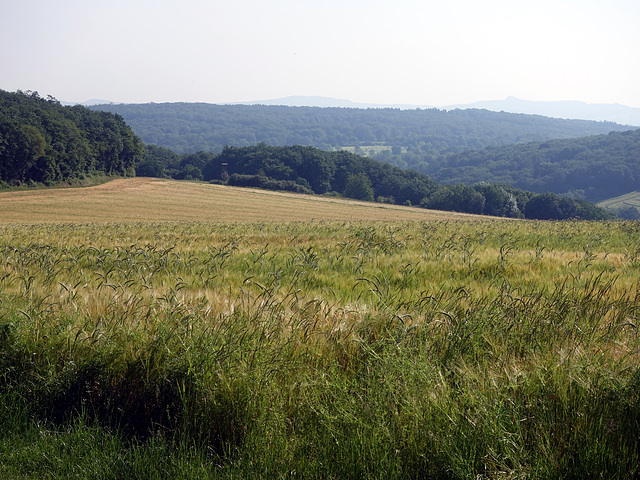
xmin=239 ymin=95 xmax=640 ymax=126
xmin=0 ymin=177 xmax=488 ymax=224
xmin=89 ymin=102 xmax=629 ymax=156
xmin=597 ymin=190 xmax=640 ymax=219
xmin=425 ymin=128 xmax=640 ymax=203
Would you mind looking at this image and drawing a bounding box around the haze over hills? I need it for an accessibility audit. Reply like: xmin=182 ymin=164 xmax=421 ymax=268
xmin=238 ymin=96 xmax=640 ymax=126
xmin=238 ymin=96 xmax=424 ymax=110
xmin=449 ymin=97 xmax=640 ymax=126
xmin=89 ymin=102 xmax=630 ymax=158
xmin=422 ymin=128 xmax=640 ymax=204
xmin=74 ymin=94 xmax=640 ymax=126
xmin=61 ymin=99 xmax=117 ymax=107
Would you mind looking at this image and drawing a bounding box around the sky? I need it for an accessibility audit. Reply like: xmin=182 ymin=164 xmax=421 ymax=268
xmin=2 ymin=0 xmax=640 ymax=108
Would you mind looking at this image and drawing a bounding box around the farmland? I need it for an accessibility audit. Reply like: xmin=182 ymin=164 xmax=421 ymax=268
xmin=598 ymin=190 xmax=640 ymax=218
xmin=0 ymin=178 xmax=484 ymax=223
xmin=1 ymin=181 xmax=639 ymax=478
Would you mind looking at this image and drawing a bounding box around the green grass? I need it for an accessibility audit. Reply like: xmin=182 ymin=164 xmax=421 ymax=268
xmin=1 ymin=220 xmax=640 ymax=478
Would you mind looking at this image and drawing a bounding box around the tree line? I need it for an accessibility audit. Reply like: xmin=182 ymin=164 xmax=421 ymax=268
xmin=0 ymin=89 xmax=144 ymax=186
xmin=141 ymin=143 xmax=611 ymax=220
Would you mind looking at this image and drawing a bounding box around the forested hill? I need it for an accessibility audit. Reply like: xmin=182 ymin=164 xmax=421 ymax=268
xmin=0 ymin=90 xmax=144 ymax=185
xmin=88 ymin=102 xmax=629 ymax=156
xmin=423 ymin=128 xmax=640 ymax=203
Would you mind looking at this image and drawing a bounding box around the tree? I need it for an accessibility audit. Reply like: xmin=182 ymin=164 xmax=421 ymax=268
xmin=473 ymin=182 xmax=522 ymax=217
xmin=0 ymin=121 xmax=46 ymax=182
xmin=420 ymin=184 xmax=485 ymax=214
xmin=295 ymin=146 xmax=334 ymax=193
xmin=344 ymin=172 xmax=374 ymax=202
xmin=524 ymin=193 xmax=566 ymax=220
xmin=174 ymin=164 xmax=203 ymax=181
xmin=613 ymin=205 xmax=640 ymax=220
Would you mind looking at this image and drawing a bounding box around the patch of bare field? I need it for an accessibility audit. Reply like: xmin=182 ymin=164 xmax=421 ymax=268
xmin=0 ymin=178 xmax=492 ymax=223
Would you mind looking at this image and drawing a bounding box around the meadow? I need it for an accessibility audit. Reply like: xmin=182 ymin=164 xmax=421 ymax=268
xmin=1 ymin=181 xmax=640 ymax=478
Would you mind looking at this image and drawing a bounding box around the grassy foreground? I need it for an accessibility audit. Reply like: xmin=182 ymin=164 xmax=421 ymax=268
xmin=0 ymin=218 xmax=639 ymax=478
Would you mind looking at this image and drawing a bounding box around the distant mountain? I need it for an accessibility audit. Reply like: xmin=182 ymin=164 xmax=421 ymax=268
xmin=80 ymin=98 xmax=119 ymax=106
xmin=239 ymin=95 xmax=640 ymax=126
xmin=238 ymin=95 xmax=423 ymax=110
xmin=449 ymin=97 xmax=640 ymax=126
xmin=61 ymin=98 xmax=119 ymax=107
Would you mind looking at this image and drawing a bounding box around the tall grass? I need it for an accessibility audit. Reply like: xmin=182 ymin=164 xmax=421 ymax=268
xmin=1 ymin=220 xmax=639 ymax=478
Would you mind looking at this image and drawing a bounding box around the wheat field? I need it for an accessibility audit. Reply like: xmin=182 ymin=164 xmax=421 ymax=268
xmin=2 ymin=179 xmax=640 ymax=479
xmin=0 ymin=177 xmax=491 ymax=223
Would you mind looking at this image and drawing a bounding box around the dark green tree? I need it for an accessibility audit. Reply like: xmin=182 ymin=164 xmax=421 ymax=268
xmin=473 ymin=183 xmax=523 ymax=217
xmin=344 ymin=172 xmax=374 ymax=201
xmin=421 ymin=184 xmax=485 ymax=214
xmin=174 ymin=164 xmax=203 ymax=181
xmin=522 ymin=193 xmax=611 ymax=220
xmin=137 ymin=144 xmax=181 ymax=177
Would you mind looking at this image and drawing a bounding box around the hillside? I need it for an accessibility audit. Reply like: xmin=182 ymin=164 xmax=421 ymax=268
xmin=0 ymin=177 xmax=487 ymax=223
xmin=423 ymin=128 xmax=640 ymax=203
xmin=88 ymin=102 xmax=629 ymax=156
xmin=449 ymin=97 xmax=640 ymax=126
xmin=597 ymin=190 xmax=640 ymax=219
xmin=240 ymin=95 xmax=640 ymax=126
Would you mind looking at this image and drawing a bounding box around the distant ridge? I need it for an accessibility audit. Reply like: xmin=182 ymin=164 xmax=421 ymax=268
xmin=236 ymin=95 xmax=423 ymax=110
xmin=61 ymin=98 xmax=119 ymax=107
xmin=80 ymin=98 xmax=119 ymax=106
xmin=237 ymin=95 xmax=640 ymax=126
xmin=90 ymin=101 xmax=630 ymax=157
xmin=449 ymin=97 xmax=640 ymax=126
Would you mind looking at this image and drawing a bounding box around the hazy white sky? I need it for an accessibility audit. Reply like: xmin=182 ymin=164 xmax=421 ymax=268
xmin=2 ymin=0 xmax=640 ymax=107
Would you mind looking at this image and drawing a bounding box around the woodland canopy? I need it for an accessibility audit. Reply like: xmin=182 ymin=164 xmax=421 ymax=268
xmin=0 ymin=90 xmax=143 ymax=186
